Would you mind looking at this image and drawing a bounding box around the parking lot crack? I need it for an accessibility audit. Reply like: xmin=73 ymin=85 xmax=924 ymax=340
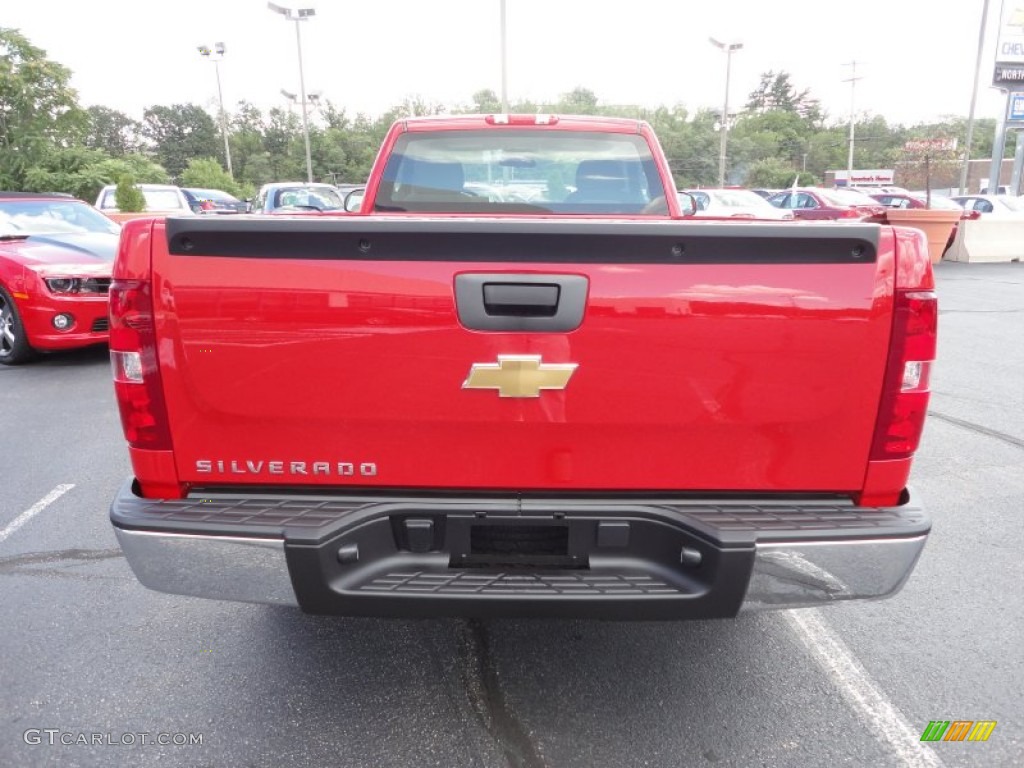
xmin=456 ymin=619 xmax=546 ymax=768
xmin=927 ymin=411 xmax=1024 ymax=450
xmin=0 ymin=548 xmax=124 ymax=572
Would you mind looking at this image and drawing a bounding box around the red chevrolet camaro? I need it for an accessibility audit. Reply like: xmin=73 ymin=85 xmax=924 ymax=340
xmin=0 ymin=192 xmax=121 ymax=365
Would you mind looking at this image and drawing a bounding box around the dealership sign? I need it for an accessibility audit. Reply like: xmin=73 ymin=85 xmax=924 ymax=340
xmin=994 ymin=63 xmax=1024 ymax=86
xmin=997 ymin=2 xmax=1024 ymax=64
xmin=903 ymin=138 xmax=958 ymax=153
xmin=1010 ymin=93 xmax=1024 ymax=122
xmin=832 ymin=169 xmax=895 ymax=185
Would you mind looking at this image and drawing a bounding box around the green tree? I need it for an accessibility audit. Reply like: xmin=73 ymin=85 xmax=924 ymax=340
xmin=732 ymin=110 xmax=809 ymax=168
xmin=226 ymin=101 xmax=270 ymax=187
xmin=661 ymin=108 xmax=720 ymax=187
xmin=0 ymin=28 xmax=87 ymax=189
xmin=22 ymin=146 xmax=109 ymax=199
xmin=895 ymin=135 xmax=962 ymax=203
xmin=556 ymin=87 xmax=599 ymax=114
xmin=21 ymin=148 xmax=168 ymax=201
xmin=745 ymin=157 xmax=806 ymax=188
xmin=261 ymin=107 xmax=306 ymax=180
xmin=141 ymin=103 xmax=221 ymax=179
xmin=746 ymin=71 xmax=821 ymax=124
xmin=115 ymin=174 xmax=145 ymax=212
xmin=180 ymin=157 xmax=248 ymax=198
xmin=84 ymin=105 xmax=141 ymax=156
xmin=96 ymin=154 xmax=169 ymax=185
xmin=470 ymin=89 xmax=502 ymax=113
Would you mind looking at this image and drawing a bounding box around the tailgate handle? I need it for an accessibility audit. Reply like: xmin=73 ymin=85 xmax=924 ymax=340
xmin=455 ymin=273 xmax=588 ymax=332
xmin=483 ymin=283 xmax=560 ymax=317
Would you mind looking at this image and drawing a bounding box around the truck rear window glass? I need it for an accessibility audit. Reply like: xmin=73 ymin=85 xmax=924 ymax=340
xmin=374 ymin=130 xmax=668 ymax=215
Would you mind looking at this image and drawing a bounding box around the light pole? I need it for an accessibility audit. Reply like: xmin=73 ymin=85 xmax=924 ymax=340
xmin=499 ymin=0 xmax=508 ymax=112
xmin=960 ymin=0 xmax=991 ymax=194
xmin=197 ymin=42 xmax=233 ymax=178
xmin=710 ymin=37 xmax=742 ymax=188
xmin=841 ymin=61 xmax=863 ymax=187
xmin=268 ymin=2 xmax=316 ymax=183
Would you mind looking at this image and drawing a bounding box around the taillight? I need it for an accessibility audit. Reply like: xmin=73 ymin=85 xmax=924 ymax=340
xmin=109 ymin=279 xmax=172 ymax=450
xmin=869 ymin=289 xmax=938 ymax=460
xmin=839 ymin=208 xmax=862 ymax=218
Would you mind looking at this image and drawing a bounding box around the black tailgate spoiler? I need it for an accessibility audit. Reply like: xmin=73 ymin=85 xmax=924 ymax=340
xmin=165 ymin=217 xmax=880 ymax=265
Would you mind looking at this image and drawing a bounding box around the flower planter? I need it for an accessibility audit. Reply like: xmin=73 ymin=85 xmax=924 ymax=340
xmin=883 ymin=209 xmax=962 ymax=264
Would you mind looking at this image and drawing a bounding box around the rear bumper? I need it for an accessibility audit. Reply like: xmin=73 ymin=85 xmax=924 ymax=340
xmin=110 ymin=481 xmax=930 ymax=619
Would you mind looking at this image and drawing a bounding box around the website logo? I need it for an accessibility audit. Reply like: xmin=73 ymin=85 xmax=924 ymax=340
xmin=920 ymin=721 xmax=997 ymax=742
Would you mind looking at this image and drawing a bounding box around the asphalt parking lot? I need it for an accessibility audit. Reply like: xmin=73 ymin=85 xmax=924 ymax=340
xmin=0 ymin=261 xmax=1021 ymax=768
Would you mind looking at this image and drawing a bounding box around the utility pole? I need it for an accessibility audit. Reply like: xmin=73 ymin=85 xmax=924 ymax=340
xmin=842 ymin=61 xmax=863 ymax=188
xmin=960 ymin=0 xmax=991 ymax=194
xmin=710 ymin=38 xmax=743 ymax=188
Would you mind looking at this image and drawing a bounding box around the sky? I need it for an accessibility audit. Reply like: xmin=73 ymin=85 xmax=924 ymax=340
xmin=3 ymin=0 xmax=1016 ymax=128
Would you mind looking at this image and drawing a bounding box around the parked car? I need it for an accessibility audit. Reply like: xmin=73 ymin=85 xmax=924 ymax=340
xmin=0 ymin=192 xmax=120 ymax=364
xmin=332 ymin=183 xmax=366 ymax=212
xmin=868 ymin=192 xmax=965 ymax=212
xmin=94 ymin=184 xmax=193 ymax=215
xmin=749 ymin=188 xmax=780 ymax=200
xmin=768 ymin=188 xmax=888 ymax=221
xmin=249 ymin=183 xmax=347 ymax=214
xmin=870 ymin=192 xmax=981 ymax=252
xmin=867 ymin=186 xmax=910 ymax=196
xmin=948 ymin=194 xmax=1024 ymax=216
xmin=182 ymin=188 xmax=247 ymax=214
xmin=342 ymin=188 xmax=366 ymax=212
xmin=682 ymin=188 xmax=794 ymax=220
xmin=333 ymin=183 xmax=365 ymax=199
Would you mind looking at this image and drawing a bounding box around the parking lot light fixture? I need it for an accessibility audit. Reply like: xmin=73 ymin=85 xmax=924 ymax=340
xmin=710 ymin=38 xmax=742 ymax=188
xmin=280 ymin=88 xmax=298 ymax=115
xmin=197 ymin=42 xmax=233 ymax=179
xmin=268 ymin=3 xmax=316 ymax=183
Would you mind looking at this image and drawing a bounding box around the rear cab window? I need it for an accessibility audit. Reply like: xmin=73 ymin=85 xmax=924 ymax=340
xmin=374 ymin=130 xmax=668 ymax=215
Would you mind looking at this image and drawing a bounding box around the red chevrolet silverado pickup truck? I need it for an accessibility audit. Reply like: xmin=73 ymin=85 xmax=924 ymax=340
xmin=108 ymin=115 xmax=935 ymax=619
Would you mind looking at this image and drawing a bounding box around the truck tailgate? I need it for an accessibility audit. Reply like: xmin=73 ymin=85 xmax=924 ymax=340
xmin=153 ymin=217 xmax=893 ymax=493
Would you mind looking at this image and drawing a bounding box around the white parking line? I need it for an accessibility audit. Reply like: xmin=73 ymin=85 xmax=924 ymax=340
xmin=784 ymin=609 xmax=944 ymax=768
xmin=0 ymin=484 xmax=75 ymax=544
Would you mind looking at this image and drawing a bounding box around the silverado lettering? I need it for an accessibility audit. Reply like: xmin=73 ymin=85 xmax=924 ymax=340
xmin=195 ymin=460 xmax=378 ymax=476
xmin=108 ymin=114 xmax=936 ymax=620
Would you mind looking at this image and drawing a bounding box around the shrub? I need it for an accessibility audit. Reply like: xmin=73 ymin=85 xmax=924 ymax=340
xmin=115 ymin=175 xmax=146 ymax=212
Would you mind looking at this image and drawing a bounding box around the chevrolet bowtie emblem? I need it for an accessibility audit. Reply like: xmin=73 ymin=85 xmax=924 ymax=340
xmin=463 ymin=355 xmax=578 ymax=398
